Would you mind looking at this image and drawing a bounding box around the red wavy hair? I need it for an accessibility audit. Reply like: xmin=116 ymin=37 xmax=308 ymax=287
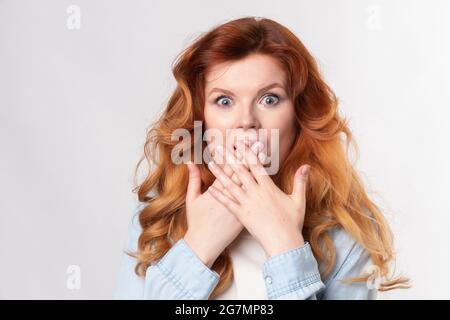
xmin=131 ymin=16 xmax=409 ymax=298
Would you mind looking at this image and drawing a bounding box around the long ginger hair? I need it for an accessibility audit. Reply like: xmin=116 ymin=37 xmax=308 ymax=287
xmin=131 ymin=16 xmax=409 ymax=298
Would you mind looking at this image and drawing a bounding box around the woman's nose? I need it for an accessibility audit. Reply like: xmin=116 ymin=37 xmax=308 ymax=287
xmin=237 ymin=105 xmax=260 ymax=130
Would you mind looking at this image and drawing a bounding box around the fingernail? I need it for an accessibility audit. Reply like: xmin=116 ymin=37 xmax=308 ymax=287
xmin=215 ymin=145 xmax=223 ymax=155
xmin=251 ymin=143 xmax=258 ymax=153
xmin=301 ymin=165 xmax=310 ymax=176
xmin=258 ymin=152 xmax=266 ymax=164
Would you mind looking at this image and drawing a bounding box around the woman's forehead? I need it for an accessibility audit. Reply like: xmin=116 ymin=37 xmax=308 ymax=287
xmin=204 ymin=55 xmax=287 ymax=96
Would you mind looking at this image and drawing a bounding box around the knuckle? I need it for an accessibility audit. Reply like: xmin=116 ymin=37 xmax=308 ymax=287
xmin=221 ymin=179 xmax=231 ymax=188
xmin=223 ymin=164 xmax=233 ymax=176
xmin=231 ymin=173 xmax=241 ymax=185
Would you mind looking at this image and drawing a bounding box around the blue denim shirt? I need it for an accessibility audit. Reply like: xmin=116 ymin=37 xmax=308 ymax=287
xmin=114 ymin=202 xmax=377 ymax=300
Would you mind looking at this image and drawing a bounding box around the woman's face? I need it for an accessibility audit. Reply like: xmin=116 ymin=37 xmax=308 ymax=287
xmin=203 ymin=53 xmax=297 ymax=175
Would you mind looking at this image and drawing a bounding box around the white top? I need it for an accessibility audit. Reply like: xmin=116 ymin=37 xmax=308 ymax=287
xmin=213 ymin=229 xmax=269 ymax=300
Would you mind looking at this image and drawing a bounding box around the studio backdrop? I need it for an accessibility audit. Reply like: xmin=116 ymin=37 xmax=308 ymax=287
xmin=1 ymin=0 xmax=449 ymax=299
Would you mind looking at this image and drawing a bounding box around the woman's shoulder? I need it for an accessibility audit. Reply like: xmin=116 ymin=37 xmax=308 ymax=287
xmin=325 ymin=205 xmax=377 ymax=269
xmin=327 ymin=225 xmax=360 ymax=252
xmin=319 ymin=225 xmax=373 ymax=282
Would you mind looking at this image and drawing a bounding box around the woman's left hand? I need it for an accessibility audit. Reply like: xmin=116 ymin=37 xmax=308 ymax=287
xmin=207 ymin=142 xmax=311 ymax=257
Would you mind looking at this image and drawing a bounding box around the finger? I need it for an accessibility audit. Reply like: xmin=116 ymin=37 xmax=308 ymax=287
xmin=212 ymin=145 xmax=234 ymax=176
xmin=251 ymin=141 xmax=262 ymax=154
xmin=231 ymin=172 xmax=247 ymax=192
xmin=212 ymin=144 xmax=243 ymax=186
xmin=236 ymin=141 xmax=272 ymax=185
xmin=250 ymin=142 xmax=270 ymax=165
xmin=251 ymin=142 xmax=269 ymax=166
xmin=258 ymin=151 xmax=268 ymax=165
xmin=234 ymin=143 xmax=248 ymax=167
xmin=216 ymin=144 xmax=258 ymax=190
xmin=186 ymin=161 xmax=201 ymax=203
xmin=212 ymin=178 xmax=239 ymax=201
xmin=234 ymin=144 xmax=244 ymax=166
xmin=230 ymin=143 xmax=251 ymax=190
xmin=234 ymin=140 xmax=259 ymax=168
xmin=208 ymin=159 xmax=246 ymax=203
xmin=291 ymin=164 xmax=310 ymax=209
xmin=207 ymin=185 xmax=241 ymax=216
xmin=214 ymin=164 xmax=246 ymax=193
xmin=232 ymin=147 xmax=247 ymax=185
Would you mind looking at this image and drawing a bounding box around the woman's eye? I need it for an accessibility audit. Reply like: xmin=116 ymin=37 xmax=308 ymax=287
xmin=213 ymin=93 xmax=280 ymax=108
xmin=214 ymin=95 xmax=233 ymax=107
xmin=260 ymin=94 xmax=280 ymax=106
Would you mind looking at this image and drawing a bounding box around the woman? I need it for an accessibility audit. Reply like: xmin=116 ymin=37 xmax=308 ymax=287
xmin=115 ymin=17 xmax=409 ymax=299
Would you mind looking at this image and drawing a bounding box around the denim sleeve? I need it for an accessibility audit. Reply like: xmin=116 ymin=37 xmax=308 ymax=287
xmin=262 ymin=242 xmax=326 ymax=299
xmin=261 ymin=227 xmax=378 ymax=300
xmin=317 ymin=229 xmax=378 ymax=300
xmin=114 ymin=203 xmax=220 ymax=299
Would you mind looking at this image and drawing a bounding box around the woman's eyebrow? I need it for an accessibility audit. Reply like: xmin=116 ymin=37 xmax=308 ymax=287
xmin=207 ymin=82 xmax=285 ymax=97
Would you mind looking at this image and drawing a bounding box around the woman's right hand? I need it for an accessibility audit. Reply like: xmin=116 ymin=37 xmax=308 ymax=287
xmin=183 ymin=142 xmax=262 ymax=268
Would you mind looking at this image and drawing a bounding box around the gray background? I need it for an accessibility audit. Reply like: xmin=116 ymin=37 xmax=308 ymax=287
xmin=1 ymin=0 xmax=449 ymax=299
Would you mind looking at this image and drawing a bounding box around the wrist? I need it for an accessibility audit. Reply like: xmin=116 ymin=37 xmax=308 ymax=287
xmin=264 ymin=230 xmax=305 ymax=258
xmin=183 ymin=232 xmax=217 ymax=268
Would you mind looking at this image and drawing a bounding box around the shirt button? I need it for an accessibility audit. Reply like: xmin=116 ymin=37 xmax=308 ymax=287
xmin=265 ymin=276 xmax=272 ymax=284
